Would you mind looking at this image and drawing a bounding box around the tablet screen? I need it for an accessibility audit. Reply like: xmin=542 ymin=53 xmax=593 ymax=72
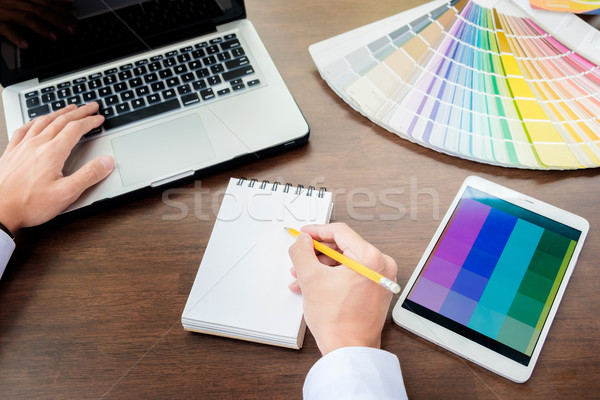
xmin=401 ymin=186 xmax=582 ymax=366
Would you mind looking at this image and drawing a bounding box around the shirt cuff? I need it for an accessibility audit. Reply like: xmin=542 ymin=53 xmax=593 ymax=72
xmin=0 ymin=230 xmax=15 ymax=280
xmin=303 ymin=346 xmax=408 ymax=400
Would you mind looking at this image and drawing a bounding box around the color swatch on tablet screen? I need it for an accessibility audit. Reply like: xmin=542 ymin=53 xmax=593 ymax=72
xmin=403 ymin=187 xmax=580 ymax=365
xmin=310 ymin=0 xmax=600 ymax=169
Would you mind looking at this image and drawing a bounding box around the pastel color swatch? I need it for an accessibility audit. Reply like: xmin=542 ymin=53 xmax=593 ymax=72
xmin=310 ymin=0 xmax=600 ymax=169
xmin=405 ymin=189 xmax=578 ymax=363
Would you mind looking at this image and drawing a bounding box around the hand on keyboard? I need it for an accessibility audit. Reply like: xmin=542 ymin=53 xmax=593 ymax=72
xmin=0 ymin=102 xmax=114 ymax=233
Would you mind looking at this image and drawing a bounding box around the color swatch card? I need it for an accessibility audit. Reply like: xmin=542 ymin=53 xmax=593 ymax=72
xmin=182 ymin=178 xmax=333 ymax=349
xmin=310 ymin=0 xmax=600 ymax=169
xmin=530 ymin=0 xmax=600 ymax=14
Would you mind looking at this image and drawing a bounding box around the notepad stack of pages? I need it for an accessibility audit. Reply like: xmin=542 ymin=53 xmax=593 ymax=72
xmin=182 ymin=177 xmax=334 ymax=349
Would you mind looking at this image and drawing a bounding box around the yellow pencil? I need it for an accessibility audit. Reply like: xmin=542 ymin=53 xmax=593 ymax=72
xmin=285 ymin=227 xmax=401 ymax=294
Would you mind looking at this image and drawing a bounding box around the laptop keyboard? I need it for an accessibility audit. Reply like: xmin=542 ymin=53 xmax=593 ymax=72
xmin=22 ymin=33 xmax=261 ymax=138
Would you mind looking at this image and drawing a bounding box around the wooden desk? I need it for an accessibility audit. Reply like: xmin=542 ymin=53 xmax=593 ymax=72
xmin=0 ymin=1 xmax=598 ymax=398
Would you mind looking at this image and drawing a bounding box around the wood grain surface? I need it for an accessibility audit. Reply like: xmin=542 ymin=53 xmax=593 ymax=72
xmin=0 ymin=1 xmax=598 ymax=398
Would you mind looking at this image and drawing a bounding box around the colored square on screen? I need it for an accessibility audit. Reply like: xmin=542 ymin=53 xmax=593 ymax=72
xmin=439 ymin=290 xmax=478 ymax=325
xmin=535 ymin=229 xmax=572 ymax=259
xmin=528 ymin=251 xmax=563 ymax=281
xmin=444 ymin=198 xmax=490 ymax=245
xmin=475 ymin=208 xmax=517 ymax=255
xmin=451 ymin=267 xmax=488 ymax=301
xmin=507 ymin=292 xmax=545 ymax=328
xmin=409 ymin=276 xmax=450 ymax=312
xmin=468 ymin=302 xmax=506 ymax=339
xmin=434 ymin=235 xmax=475 ymax=266
xmin=518 ymin=270 xmax=555 ymax=304
xmin=423 ymin=255 xmax=462 ymax=288
xmin=496 ymin=316 xmax=535 ymax=354
xmin=462 ymin=246 xmax=500 ymax=279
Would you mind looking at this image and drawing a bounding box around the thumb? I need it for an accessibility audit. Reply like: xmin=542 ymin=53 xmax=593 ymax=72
xmin=61 ymin=155 xmax=115 ymax=199
xmin=288 ymin=232 xmax=320 ymax=276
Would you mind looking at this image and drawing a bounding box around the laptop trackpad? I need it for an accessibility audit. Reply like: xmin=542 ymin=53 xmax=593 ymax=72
xmin=111 ymin=114 xmax=215 ymax=187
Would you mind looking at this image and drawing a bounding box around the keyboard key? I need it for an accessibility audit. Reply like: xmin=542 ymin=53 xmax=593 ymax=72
xmin=58 ymin=82 xmax=71 ymax=89
xmin=148 ymin=62 xmax=162 ymax=72
xmin=41 ymin=86 xmax=55 ymax=93
xmin=165 ymin=50 xmax=178 ymax=57
xmin=150 ymin=55 xmax=164 ymax=62
xmin=222 ymin=66 xmax=254 ymax=82
xmin=163 ymin=58 xmax=176 ymax=67
xmin=218 ymin=52 xmax=231 ymax=62
xmin=232 ymin=83 xmax=245 ymax=91
xmin=211 ymin=64 xmax=224 ymax=74
xmin=41 ymin=92 xmax=56 ymax=103
xmin=73 ymin=84 xmax=86 ymax=94
xmin=28 ymin=104 xmax=49 ymax=118
xmin=177 ymin=53 xmax=191 ymax=63
xmin=202 ymin=55 xmax=217 ymax=66
xmin=217 ymin=88 xmax=231 ymax=96
xmin=193 ymin=80 xmax=207 ymax=90
xmin=209 ymin=37 xmax=223 ymax=44
xmin=196 ymin=68 xmax=210 ymax=78
xmin=98 ymin=87 xmax=112 ymax=97
xmin=104 ymin=99 xmax=180 ymax=130
xmin=89 ymin=79 xmax=102 ymax=90
xmin=115 ymin=103 xmax=131 ymax=114
xmin=131 ymin=98 xmax=146 ymax=109
xmin=144 ymin=73 xmax=158 ymax=83
xmin=67 ymin=95 xmax=82 ymax=105
xmin=133 ymin=66 xmax=147 ymax=76
xmin=220 ymin=39 xmax=240 ymax=51
xmin=25 ymin=90 xmax=39 ymax=98
xmin=180 ymin=46 xmax=193 ymax=53
xmin=120 ymin=90 xmax=134 ymax=102
xmin=159 ymin=69 xmax=173 ymax=79
xmin=207 ymin=76 xmax=221 ymax=86
xmin=166 ymin=77 xmax=180 ymax=87
xmin=162 ymin=89 xmax=176 ymax=99
xmin=118 ymin=70 xmax=132 ymax=80
xmin=135 ymin=86 xmax=150 ymax=96
xmin=135 ymin=59 xmax=148 ymax=66
xmin=181 ymin=72 xmax=195 ymax=83
xmin=231 ymin=48 xmax=245 ymax=58
xmin=147 ymin=93 xmax=161 ymax=104
xmin=105 ymin=95 xmax=119 ymax=106
xmin=225 ymin=56 xmax=250 ymax=69
xmin=195 ymin=41 xmax=208 ymax=48
xmin=181 ymin=93 xmax=200 ymax=106
xmin=200 ymin=88 xmax=215 ymax=100
xmin=73 ymin=77 xmax=87 ymax=84
xmin=26 ymin=97 xmax=40 ymax=108
xmin=174 ymin=65 xmax=188 ymax=74
xmin=120 ymin=63 xmax=133 ymax=71
xmin=89 ymin=72 xmax=102 ymax=80
xmin=114 ymin=82 xmax=128 ymax=92
xmin=188 ymin=60 xmax=202 ymax=70
xmin=83 ymin=91 xmax=98 ymax=101
xmin=104 ymin=68 xmax=118 ymax=75
xmin=100 ymin=107 xmax=115 ymax=118
xmin=151 ymin=82 xmax=165 ymax=91
xmin=247 ymin=79 xmax=261 ymax=87
xmin=129 ymin=78 xmax=143 ymax=87
xmin=103 ymin=75 xmax=117 ymax=85
xmin=177 ymin=84 xmax=191 ymax=95
xmin=224 ymin=33 xmax=237 ymax=40
xmin=192 ymin=49 xmax=205 ymax=59
xmin=84 ymin=127 xmax=102 ymax=137
xmin=51 ymin=100 xmax=66 ymax=111
xmin=230 ymin=79 xmax=243 ymax=85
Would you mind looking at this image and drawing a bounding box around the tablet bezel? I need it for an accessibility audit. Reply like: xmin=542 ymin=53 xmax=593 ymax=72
xmin=392 ymin=175 xmax=589 ymax=382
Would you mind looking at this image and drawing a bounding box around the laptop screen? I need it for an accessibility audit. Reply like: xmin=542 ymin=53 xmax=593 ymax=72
xmin=0 ymin=0 xmax=245 ymax=86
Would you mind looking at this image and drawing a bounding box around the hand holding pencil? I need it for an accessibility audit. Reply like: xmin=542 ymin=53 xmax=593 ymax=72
xmin=287 ymin=223 xmax=399 ymax=356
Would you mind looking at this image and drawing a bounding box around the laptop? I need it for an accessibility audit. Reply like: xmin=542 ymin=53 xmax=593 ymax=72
xmin=0 ymin=0 xmax=309 ymax=212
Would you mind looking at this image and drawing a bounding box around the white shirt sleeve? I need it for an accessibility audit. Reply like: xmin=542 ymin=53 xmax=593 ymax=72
xmin=0 ymin=230 xmax=15 ymax=280
xmin=303 ymin=347 xmax=408 ymax=400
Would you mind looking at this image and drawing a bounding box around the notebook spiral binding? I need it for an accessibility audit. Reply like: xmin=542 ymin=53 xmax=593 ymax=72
xmin=236 ymin=177 xmax=327 ymax=198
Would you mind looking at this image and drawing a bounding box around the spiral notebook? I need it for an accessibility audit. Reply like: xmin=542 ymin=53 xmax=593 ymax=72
xmin=181 ymin=177 xmax=334 ymax=349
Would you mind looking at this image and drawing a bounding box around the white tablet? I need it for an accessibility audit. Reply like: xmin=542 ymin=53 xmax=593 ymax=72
xmin=392 ymin=176 xmax=589 ymax=383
